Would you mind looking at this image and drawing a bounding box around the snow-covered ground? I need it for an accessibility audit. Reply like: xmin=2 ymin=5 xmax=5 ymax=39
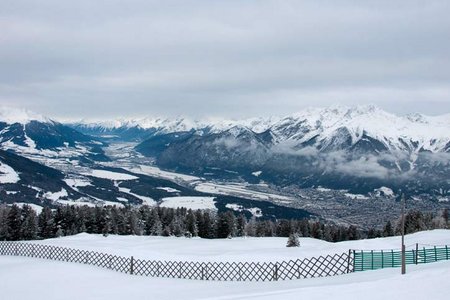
xmin=226 ymin=203 xmax=263 ymax=218
xmin=117 ymin=186 xmax=156 ymax=206
xmin=23 ymin=230 xmax=450 ymax=262
xmin=1 ymin=230 xmax=450 ymax=300
xmin=8 ymin=202 xmax=44 ymax=214
xmin=128 ymin=165 xmax=200 ymax=182
xmin=194 ymin=182 xmax=293 ymax=202
xmin=0 ymin=161 xmax=20 ymax=183
xmin=84 ymin=169 xmax=139 ymax=181
xmin=160 ymin=196 xmax=217 ymax=211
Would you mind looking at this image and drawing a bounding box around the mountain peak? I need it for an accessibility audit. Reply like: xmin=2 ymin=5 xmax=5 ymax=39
xmin=0 ymin=107 xmax=52 ymax=124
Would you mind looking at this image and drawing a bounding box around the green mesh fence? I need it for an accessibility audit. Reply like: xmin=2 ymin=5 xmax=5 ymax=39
xmin=353 ymin=245 xmax=450 ymax=272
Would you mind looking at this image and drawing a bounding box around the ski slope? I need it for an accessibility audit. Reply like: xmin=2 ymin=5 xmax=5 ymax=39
xmin=24 ymin=229 xmax=450 ymax=262
xmin=1 ymin=230 xmax=449 ymax=300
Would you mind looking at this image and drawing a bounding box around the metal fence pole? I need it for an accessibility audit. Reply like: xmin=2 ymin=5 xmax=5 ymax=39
xmin=361 ymin=251 xmax=364 ymax=270
xmin=391 ymin=250 xmax=394 ymax=267
xmin=371 ymin=250 xmax=374 ymax=270
xmin=415 ymin=243 xmax=419 ymax=264
xmin=423 ymin=247 xmax=427 ymax=263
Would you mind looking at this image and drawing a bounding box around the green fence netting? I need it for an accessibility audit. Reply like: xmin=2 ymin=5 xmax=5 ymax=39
xmin=353 ymin=246 xmax=450 ymax=271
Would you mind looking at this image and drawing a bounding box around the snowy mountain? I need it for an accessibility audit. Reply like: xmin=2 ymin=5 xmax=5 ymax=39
xmin=70 ymin=116 xmax=278 ymax=141
xmin=72 ymin=105 xmax=449 ymax=153
xmin=134 ymin=105 xmax=450 ymax=194
xmin=0 ymin=107 xmax=108 ymax=161
xmin=269 ymin=105 xmax=450 ymax=153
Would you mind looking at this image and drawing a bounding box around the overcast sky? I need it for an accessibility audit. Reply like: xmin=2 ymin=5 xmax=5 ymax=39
xmin=1 ymin=0 xmax=449 ymax=120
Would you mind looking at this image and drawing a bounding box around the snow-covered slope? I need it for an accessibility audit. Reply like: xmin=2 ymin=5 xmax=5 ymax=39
xmin=2 ymin=256 xmax=449 ymax=300
xmin=131 ymin=105 xmax=449 ymax=194
xmin=1 ymin=230 xmax=449 ymax=300
xmin=73 ymin=105 xmax=449 ymax=153
xmin=27 ymin=229 xmax=450 ymax=262
xmin=0 ymin=107 xmax=51 ymax=124
xmin=71 ymin=116 xmax=279 ymax=141
xmin=0 ymin=107 xmax=107 ymax=161
xmin=271 ymin=105 xmax=450 ymax=153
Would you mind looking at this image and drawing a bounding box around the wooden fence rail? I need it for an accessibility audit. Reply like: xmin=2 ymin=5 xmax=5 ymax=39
xmin=0 ymin=241 xmax=353 ymax=281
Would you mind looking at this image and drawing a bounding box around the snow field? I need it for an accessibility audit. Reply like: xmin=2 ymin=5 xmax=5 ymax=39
xmin=159 ymin=196 xmax=217 ymax=211
xmin=1 ymin=230 xmax=450 ymax=300
xmin=26 ymin=230 xmax=450 ymax=263
xmin=83 ymin=169 xmax=139 ymax=180
xmin=0 ymin=161 xmax=20 ymax=184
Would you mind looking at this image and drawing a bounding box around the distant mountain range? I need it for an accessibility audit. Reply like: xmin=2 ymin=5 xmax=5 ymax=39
xmin=1 ymin=105 xmax=449 ymax=219
xmin=0 ymin=107 xmax=310 ymax=220
xmin=70 ymin=104 xmax=449 ymax=152
xmin=71 ymin=105 xmax=450 ymax=194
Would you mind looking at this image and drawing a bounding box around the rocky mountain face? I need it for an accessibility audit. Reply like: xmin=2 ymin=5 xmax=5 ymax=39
xmin=131 ymin=105 xmax=450 ymax=194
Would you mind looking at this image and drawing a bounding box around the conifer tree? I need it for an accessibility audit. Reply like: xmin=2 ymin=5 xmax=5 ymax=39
xmin=382 ymin=220 xmax=394 ymax=237
xmin=21 ymin=205 xmax=38 ymax=240
xmin=7 ymin=204 xmax=22 ymax=240
xmin=286 ymin=233 xmax=300 ymax=247
xmin=38 ymin=206 xmax=55 ymax=239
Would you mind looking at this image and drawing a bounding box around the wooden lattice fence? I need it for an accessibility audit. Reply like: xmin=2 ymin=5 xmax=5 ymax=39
xmin=0 ymin=241 xmax=353 ymax=281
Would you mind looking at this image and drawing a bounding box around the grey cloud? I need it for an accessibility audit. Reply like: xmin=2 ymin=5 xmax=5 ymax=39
xmin=0 ymin=0 xmax=449 ymax=119
xmin=272 ymin=143 xmax=319 ymax=157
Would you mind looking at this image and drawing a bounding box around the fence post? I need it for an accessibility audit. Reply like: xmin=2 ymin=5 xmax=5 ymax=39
xmin=236 ymin=263 xmax=240 ymax=281
xmin=446 ymin=245 xmax=449 ymax=260
xmin=371 ymin=250 xmax=374 ymax=270
xmin=415 ymin=243 xmax=419 ymax=264
xmin=347 ymin=250 xmax=352 ymax=273
xmin=423 ymin=247 xmax=426 ymax=263
xmin=31 ymin=244 xmax=35 ymax=257
xmin=391 ymin=250 xmax=394 ymax=267
xmin=201 ymin=264 xmax=204 ymax=280
xmin=381 ymin=250 xmax=384 ymax=269
xmin=434 ymin=246 xmax=437 ymax=261
xmin=361 ymin=251 xmax=364 ymax=271
xmin=352 ymin=250 xmax=355 ymax=272
xmin=130 ymin=256 xmax=134 ymax=275
xmin=15 ymin=243 xmax=18 ymax=256
xmin=273 ymin=263 xmax=278 ymax=281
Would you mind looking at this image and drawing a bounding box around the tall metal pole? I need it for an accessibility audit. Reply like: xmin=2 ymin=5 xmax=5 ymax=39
xmin=401 ymin=193 xmax=406 ymax=275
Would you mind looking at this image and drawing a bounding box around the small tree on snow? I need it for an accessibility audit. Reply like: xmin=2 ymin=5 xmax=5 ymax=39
xmin=286 ymin=233 xmax=300 ymax=247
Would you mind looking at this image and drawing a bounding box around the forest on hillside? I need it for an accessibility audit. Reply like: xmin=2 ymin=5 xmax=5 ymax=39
xmin=0 ymin=204 xmax=448 ymax=242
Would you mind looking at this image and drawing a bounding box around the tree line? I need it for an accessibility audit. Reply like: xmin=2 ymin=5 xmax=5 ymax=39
xmin=0 ymin=204 xmax=448 ymax=242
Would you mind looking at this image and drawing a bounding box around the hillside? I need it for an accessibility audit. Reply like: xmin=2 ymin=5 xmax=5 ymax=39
xmin=1 ymin=230 xmax=449 ymax=300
